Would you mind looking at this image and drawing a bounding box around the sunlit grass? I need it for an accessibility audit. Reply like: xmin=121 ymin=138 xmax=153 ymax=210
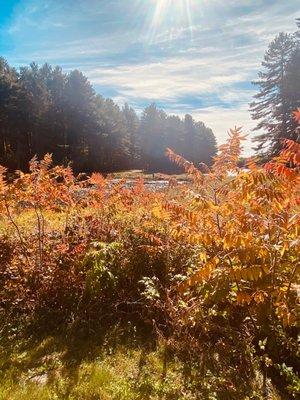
xmin=0 ymin=210 xmax=67 ymax=236
xmin=0 ymin=335 xmax=197 ymax=400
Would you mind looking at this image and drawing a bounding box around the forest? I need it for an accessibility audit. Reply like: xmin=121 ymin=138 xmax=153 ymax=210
xmin=0 ymin=59 xmax=217 ymax=173
xmin=0 ymin=8 xmax=299 ymax=400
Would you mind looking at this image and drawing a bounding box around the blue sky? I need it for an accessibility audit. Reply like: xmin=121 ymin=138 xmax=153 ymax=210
xmin=0 ymin=0 xmax=299 ymax=155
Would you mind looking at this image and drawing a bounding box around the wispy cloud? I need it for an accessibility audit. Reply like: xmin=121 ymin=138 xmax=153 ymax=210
xmin=87 ymin=55 xmax=252 ymax=101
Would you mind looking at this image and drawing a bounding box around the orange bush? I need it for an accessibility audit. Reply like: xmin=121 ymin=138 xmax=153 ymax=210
xmin=0 ymin=112 xmax=299 ymax=397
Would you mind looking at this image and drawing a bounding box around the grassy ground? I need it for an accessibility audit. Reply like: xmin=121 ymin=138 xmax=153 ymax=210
xmin=0 ymin=339 xmax=284 ymax=400
xmin=0 ymin=321 xmax=284 ymax=400
xmin=0 ymin=330 xmax=205 ymax=400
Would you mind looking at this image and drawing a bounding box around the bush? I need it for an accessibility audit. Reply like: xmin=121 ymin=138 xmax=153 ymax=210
xmin=0 ymin=111 xmax=299 ymax=398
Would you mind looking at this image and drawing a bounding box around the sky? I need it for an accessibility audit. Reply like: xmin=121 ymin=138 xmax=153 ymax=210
xmin=0 ymin=0 xmax=299 ymax=155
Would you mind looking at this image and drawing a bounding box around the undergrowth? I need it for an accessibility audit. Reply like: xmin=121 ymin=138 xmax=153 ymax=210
xmin=0 ymin=110 xmax=300 ymax=399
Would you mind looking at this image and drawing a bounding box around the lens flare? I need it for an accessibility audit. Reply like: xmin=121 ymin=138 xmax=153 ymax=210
xmin=147 ymin=0 xmax=195 ymax=43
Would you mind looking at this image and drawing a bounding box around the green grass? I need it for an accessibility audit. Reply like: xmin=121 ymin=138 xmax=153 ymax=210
xmin=0 ymin=329 xmax=283 ymax=400
xmin=0 ymin=333 xmax=200 ymax=400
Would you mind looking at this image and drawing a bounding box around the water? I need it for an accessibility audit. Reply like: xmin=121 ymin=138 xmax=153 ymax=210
xmin=109 ymin=179 xmax=187 ymax=190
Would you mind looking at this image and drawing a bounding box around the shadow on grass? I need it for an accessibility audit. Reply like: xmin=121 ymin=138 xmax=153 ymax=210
xmin=0 ymin=315 xmax=158 ymax=398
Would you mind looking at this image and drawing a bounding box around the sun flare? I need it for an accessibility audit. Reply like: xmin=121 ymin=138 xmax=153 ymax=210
xmin=148 ymin=0 xmax=195 ymax=42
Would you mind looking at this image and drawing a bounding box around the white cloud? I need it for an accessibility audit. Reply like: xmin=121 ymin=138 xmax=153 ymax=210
xmin=86 ymin=53 xmax=254 ymax=101
xmin=191 ymin=106 xmax=256 ymax=156
xmin=84 ymin=45 xmax=258 ymax=152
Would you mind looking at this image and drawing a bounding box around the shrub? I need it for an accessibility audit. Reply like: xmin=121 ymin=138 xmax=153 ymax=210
xmin=0 ymin=111 xmax=299 ymax=398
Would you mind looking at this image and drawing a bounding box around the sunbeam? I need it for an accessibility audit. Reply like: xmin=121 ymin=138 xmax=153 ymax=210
xmin=147 ymin=0 xmax=195 ymax=43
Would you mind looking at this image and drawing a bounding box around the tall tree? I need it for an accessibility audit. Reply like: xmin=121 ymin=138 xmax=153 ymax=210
xmin=283 ymin=19 xmax=300 ymax=141
xmin=63 ymin=70 xmax=99 ymax=171
xmin=165 ymin=115 xmax=185 ymax=156
xmin=250 ymin=32 xmax=296 ymax=159
xmin=97 ymin=98 xmax=130 ymax=172
xmin=282 ymin=48 xmax=300 ymax=142
xmin=0 ymin=59 xmax=217 ymax=174
xmin=194 ymin=121 xmax=217 ymax=167
xmin=140 ymin=104 xmax=167 ymax=171
xmin=182 ymin=115 xmax=217 ymax=167
xmin=41 ymin=65 xmax=68 ymax=165
xmin=12 ymin=63 xmax=51 ymax=169
xmin=0 ymin=58 xmax=18 ymax=168
xmin=122 ymin=103 xmax=140 ymax=168
xmin=140 ymin=107 xmax=217 ymax=172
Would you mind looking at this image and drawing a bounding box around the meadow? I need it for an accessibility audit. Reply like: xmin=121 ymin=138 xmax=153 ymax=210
xmin=0 ymin=116 xmax=299 ymax=399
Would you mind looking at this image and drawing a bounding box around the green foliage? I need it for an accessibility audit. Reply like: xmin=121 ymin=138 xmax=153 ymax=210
xmin=276 ymin=363 xmax=300 ymax=397
xmin=83 ymin=242 xmax=123 ymax=295
xmin=251 ymin=22 xmax=300 ymax=159
xmin=140 ymin=104 xmax=217 ymax=172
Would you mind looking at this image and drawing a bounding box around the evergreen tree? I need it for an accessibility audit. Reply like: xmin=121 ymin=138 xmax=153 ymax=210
xmin=165 ymin=115 xmax=185 ymax=156
xmin=41 ymin=65 xmax=68 ymax=165
xmin=140 ymin=107 xmax=217 ymax=172
xmin=296 ymin=18 xmax=300 ymax=38
xmin=283 ymin=18 xmax=300 ymax=143
xmin=250 ymin=32 xmax=296 ymax=159
xmin=10 ymin=63 xmax=50 ymax=169
xmin=182 ymin=115 xmax=217 ymax=167
xmin=63 ymin=69 xmax=99 ymax=171
xmin=140 ymin=103 xmax=167 ymax=171
xmin=122 ymin=103 xmax=140 ymax=168
xmin=97 ymin=97 xmax=131 ymax=171
xmin=282 ymin=47 xmax=300 ymax=143
xmin=194 ymin=122 xmax=218 ymax=167
xmin=0 ymin=59 xmax=217 ymax=174
xmin=0 ymin=58 xmax=18 ymax=168
xmin=183 ymin=114 xmax=198 ymax=163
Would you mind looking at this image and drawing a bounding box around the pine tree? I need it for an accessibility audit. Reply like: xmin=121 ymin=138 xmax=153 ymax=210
xmin=64 ymin=69 xmax=98 ymax=171
xmin=182 ymin=115 xmax=217 ymax=166
xmin=123 ymin=103 xmax=140 ymax=168
xmin=282 ymin=48 xmax=300 ymax=142
xmin=42 ymin=65 xmax=68 ymax=165
xmin=0 ymin=59 xmax=217 ymax=174
xmin=250 ymin=32 xmax=296 ymax=159
xmin=97 ymin=98 xmax=130 ymax=171
xmin=183 ymin=114 xmax=197 ymax=163
xmin=194 ymin=122 xmax=217 ymax=167
xmin=140 ymin=104 xmax=167 ymax=171
xmin=0 ymin=58 xmax=18 ymax=167
xmin=13 ymin=63 xmax=51 ymax=169
xmin=165 ymin=115 xmax=185 ymax=155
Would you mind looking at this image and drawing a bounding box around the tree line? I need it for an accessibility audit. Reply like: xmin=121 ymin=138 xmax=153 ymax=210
xmin=251 ymin=19 xmax=300 ymax=159
xmin=0 ymin=59 xmax=217 ymax=173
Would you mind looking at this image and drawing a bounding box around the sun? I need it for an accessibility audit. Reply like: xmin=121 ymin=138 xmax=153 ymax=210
xmin=148 ymin=0 xmax=195 ymax=43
